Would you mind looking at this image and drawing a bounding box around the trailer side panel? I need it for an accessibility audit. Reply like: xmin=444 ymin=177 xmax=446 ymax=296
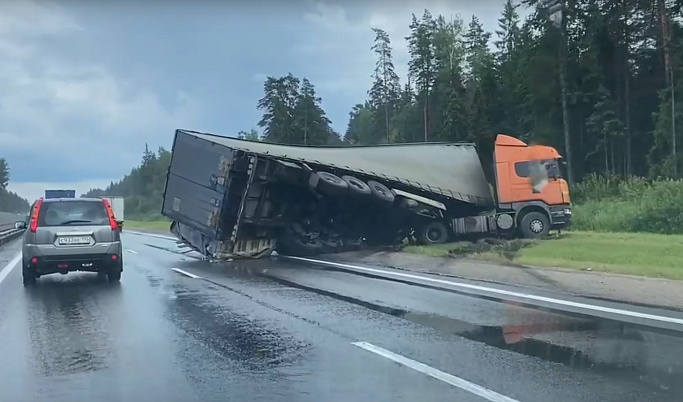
xmin=179 ymin=129 xmax=494 ymax=207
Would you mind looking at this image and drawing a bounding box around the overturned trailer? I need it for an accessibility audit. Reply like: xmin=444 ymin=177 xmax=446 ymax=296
xmin=161 ymin=129 xmax=571 ymax=259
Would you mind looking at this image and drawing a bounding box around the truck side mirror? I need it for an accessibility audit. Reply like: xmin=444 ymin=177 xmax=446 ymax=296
xmin=14 ymin=221 xmax=27 ymax=230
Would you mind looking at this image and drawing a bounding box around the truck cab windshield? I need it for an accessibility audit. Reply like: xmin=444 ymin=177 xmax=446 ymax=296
xmin=543 ymin=159 xmax=562 ymax=179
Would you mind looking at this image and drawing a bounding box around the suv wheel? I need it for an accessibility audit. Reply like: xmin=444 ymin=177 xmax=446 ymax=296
xmin=107 ymin=270 xmax=121 ymax=283
xmin=107 ymin=262 xmax=122 ymax=283
xmin=22 ymin=268 xmax=36 ymax=286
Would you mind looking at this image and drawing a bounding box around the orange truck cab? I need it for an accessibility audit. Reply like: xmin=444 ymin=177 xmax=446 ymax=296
xmin=491 ymin=134 xmax=571 ymax=238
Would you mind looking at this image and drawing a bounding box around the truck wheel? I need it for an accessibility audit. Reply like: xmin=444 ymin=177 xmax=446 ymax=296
xmin=341 ymin=175 xmax=371 ymax=196
xmin=367 ymin=180 xmax=395 ymax=204
xmin=519 ymin=211 xmax=550 ymax=239
xmin=311 ymin=172 xmax=348 ymax=196
xmin=417 ymin=221 xmax=449 ymax=244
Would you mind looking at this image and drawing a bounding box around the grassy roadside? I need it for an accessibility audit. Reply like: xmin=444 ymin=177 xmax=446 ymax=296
xmin=403 ymin=231 xmax=683 ymax=280
xmin=124 ymin=220 xmax=170 ymax=232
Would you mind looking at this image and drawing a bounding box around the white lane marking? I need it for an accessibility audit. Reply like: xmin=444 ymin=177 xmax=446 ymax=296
xmin=0 ymin=254 xmax=21 ymax=286
xmin=124 ymin=230 xmax=177 ymax=241
xmin=171 ymin=268 xmax=202 ymax=279
xmin=352 ymin=342 xmax=519 ymax=402
xmin=126 ymin=249 xmax=138 ymax=254
xmin=287 ymin=256 xmax=683 ymax=326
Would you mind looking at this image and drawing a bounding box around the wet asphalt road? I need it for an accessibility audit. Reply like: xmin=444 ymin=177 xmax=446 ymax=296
xmin=0 ymin=232 xmax=682 ymax=402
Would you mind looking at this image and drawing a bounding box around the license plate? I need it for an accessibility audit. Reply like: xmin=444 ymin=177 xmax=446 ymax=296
xmin=58 ymin=236 xmax=91 ymax=245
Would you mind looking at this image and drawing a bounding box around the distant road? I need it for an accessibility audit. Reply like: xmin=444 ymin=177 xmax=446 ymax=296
xmin=0 ymin=211 xmax=23 ymax=232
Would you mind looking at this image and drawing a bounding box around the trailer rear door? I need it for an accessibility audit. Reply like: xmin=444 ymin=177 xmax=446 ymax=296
xmin=162 ymin=130 xmax=233 ymax=237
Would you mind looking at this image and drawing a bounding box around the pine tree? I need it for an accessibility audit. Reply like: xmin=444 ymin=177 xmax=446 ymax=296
xmin=0 ymin=158 xmax=8 ymax=190
xmin=407 ymin=11 xmax=437 ymax=141
xmin=369 ymin=28 xmax=401 ymax=143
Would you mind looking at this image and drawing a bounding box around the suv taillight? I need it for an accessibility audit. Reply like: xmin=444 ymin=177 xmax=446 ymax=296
xmin=29 ymin=198 xmax=43 ymax=233
xmin=102 ymin=199 xmax=118 ymax=231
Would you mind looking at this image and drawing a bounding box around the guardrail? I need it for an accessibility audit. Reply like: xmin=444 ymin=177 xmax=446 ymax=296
xmin=0 ymin=222 xmax=14 ymax=232
xmin=0 ymin=227 xmax=24 ymax=246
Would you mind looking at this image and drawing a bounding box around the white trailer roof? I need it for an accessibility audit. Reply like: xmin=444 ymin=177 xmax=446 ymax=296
xmin=178 ymin=129 xmax=494 ymax=206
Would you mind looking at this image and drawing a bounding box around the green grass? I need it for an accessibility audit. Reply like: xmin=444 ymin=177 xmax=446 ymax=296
xmin=404 ymin=231 xmax=683 ymax=280
xmin=124 ymin=220 xmax=170 ymax=232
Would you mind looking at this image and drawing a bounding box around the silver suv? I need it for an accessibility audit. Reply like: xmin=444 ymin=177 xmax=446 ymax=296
xmin=15 ymin=197 xmax=123 ymax=285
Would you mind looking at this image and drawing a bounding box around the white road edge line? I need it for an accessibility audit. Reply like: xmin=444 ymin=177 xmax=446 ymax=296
xmin=288 ymin=256 xmax=683 ymax=326
xmin=126 ymin=249 xmax=138 ymax=254
xmin=124 ymin=231 xmax=177 ymax=241
xmin=352 ymin=341 xmax=520 ymax=402
xmin=171 ymin=268 xmax=202 ymax=279
xmin=0 ymin=254 xmax=21 ymax=286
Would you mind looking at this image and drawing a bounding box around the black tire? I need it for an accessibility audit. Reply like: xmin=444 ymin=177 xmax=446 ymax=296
xmin=107 ymin=269 xmax=121 ymax=283
xmin=417 ymin=221 xmax=449 ymax=245
xmin=367 ymin=180 xmax=395 ymax=204
xmin=22 ymin=268 xmax=36 ymax=286
xmin=519 ymin=211 xmax=550 ymax=239
xmin=312 ymin=172 xmax=348 ymax=196
xmin=341 ymin=175 xmax=371 ymax=196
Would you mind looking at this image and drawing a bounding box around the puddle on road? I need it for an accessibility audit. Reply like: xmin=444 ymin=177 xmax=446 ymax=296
xmin=164 ymin=287 xmax=311 ymax=372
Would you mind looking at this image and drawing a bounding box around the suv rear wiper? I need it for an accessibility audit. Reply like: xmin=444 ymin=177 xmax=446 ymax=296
xmin=59 ymin=219 xmax=93 ymax=225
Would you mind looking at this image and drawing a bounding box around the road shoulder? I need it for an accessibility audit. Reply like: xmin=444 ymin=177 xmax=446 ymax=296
xmin=321 ymin=249 xmax=683 ymax=311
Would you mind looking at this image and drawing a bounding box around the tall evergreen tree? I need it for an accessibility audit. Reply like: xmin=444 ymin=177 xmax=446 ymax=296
xmin=369 ymin=28 xmax=401 ymax=144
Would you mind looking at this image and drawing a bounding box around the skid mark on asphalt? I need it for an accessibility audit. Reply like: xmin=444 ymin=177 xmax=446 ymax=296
xmin=352 ymin=341 xmax=520 ymax=402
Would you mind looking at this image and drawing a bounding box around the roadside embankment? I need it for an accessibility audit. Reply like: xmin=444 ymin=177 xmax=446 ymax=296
xmin=322 ymin=231 xmax=683 ymax=310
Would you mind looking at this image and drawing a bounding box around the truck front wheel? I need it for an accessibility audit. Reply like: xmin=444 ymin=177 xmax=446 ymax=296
xmin=417 ymin=221 xmax=449 ymax=245
xmin=519 ymin=211 xmax=550 ymax=239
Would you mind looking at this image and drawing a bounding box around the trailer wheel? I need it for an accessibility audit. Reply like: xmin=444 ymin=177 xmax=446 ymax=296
xmin=367 ymin=180 xmax=395 ymax=204
xmin=519 ymin=211 xmax=550 ymax=239
xmin=417 ymin=221 xmax=449 ymax=244
xmin=342 ymin=175 xmax=371 ymax=196
xmin=311 ymin=171 xmax=348 ymax=196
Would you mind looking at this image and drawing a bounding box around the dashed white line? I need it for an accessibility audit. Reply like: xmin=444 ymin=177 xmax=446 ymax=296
xmin=0 ymin=254 xmax=21 ymax=286
xmin=352 ymin=341 xmax=519 ymax=402
xmin=126 ymin=249 xmax=138 ymax=254
xmin=171 ymin=268 xmax=202 ymax=279
xmin=287 ymin=256 xmax=683 ymax=326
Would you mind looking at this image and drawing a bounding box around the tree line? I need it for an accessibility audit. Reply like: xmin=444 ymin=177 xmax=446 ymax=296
xmin=82 ymin=145 xmax=171 ymax=219
xmin=87 ymin=0 xmax=683 ymax=218
xmin=253 ymin=0 xmax=683 ymax=187
xmin=0 ymin=158 xmax=30 ymax=213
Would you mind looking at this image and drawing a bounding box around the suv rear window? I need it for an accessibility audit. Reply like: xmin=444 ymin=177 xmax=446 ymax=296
xmin=38 ymin=200 xmax=109 ymax=227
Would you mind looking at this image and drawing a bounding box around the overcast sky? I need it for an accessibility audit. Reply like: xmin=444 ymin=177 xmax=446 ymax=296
xmin=1 ymin=0 xmax=531 ymax=202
